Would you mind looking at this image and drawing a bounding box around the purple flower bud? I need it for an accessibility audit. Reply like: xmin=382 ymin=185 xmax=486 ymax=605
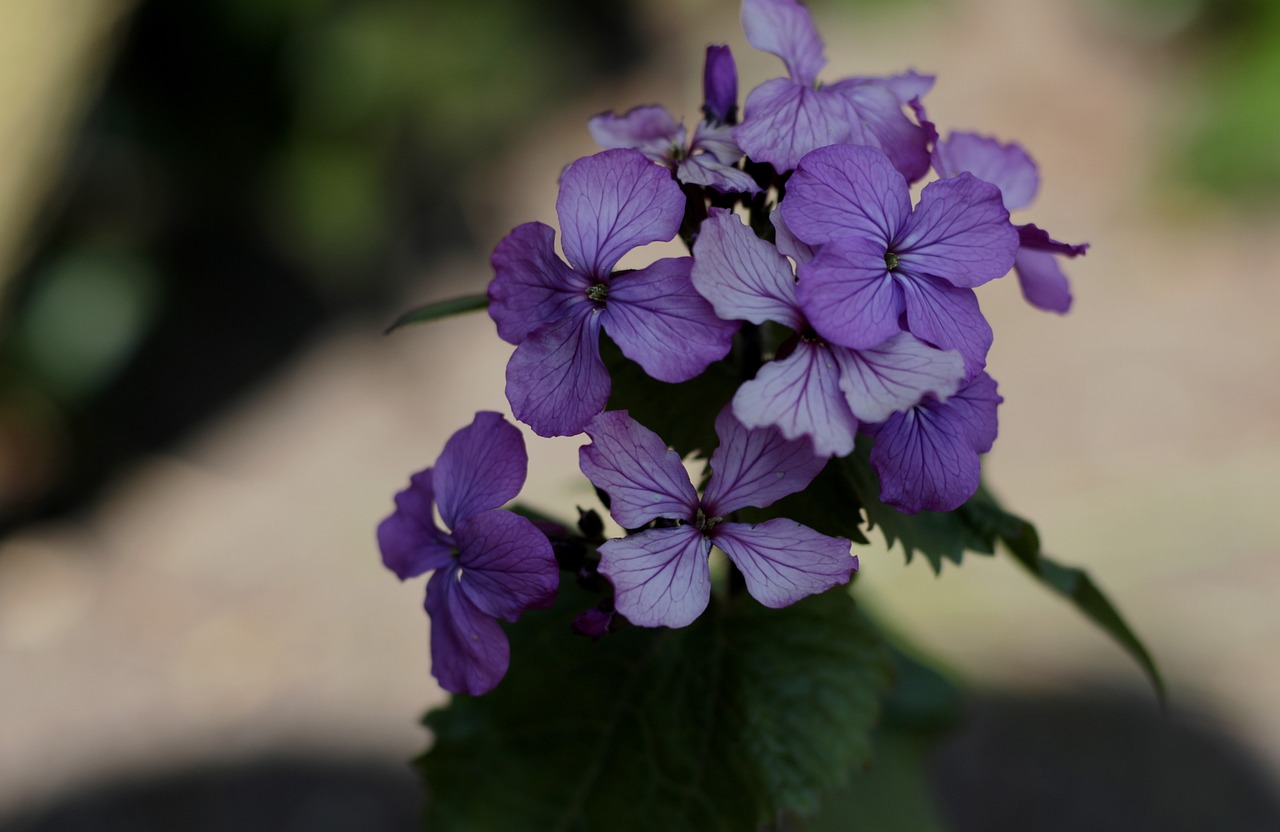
xmin=703 ymin=44 xmax=738 ymax=125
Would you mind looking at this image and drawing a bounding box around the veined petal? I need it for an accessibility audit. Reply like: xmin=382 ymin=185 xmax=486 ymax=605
xmin=506 ymin=310 xmax=610 ymax=437
xmin=690 ymin=120 xmax=745 ymax=165
xmin=713 ymin=520 xmax=856 ymax=608
xmin=604 ymin=257 xmax=738 ymax=383
xmin=782 ymin=144 xmax=910 ymax=244
xmin=735 ymin=79 xmax=852 ymax=173
xmin=1014 ymin=247 xmax=1073 ymax=314
xmin=896 ymin=173 xmax=1018 ymax=288
xmin=434 ymin=411 xmax=528 ymax=531
xmin=732 ymin=340 xmax=859 ymax=458
xmin=796 ymin=237 xmax=904 ymax=350
xmin=598 ymin=525 xmax=712 ymax=628
xmin=691 ymin=208 xmax=803 ymax=330
xmin=869 ymin=402 xmax=982 ymax=514
xmin=703 ymin=44 xmax=739 ymax=124
xmin=676 ymin=154 xmax=762 ymax=194
xmin=828 ymin=79 xmax=931 ymax=182
xmin=587 ymin=105 xmax=684 ymax=163
xmin=897 ymin=273 xmax=992 ymax=380
xmin=488 ymin=222 xmax=591 ymax=345
xmin=932 ymin=132 xmax=1039 ymax=213
xmin=377 ymin=468 xmax=455 ymax=580
xmin=453 ymin=509 xmax=559 ymax=622
xmin=580 ymin=410 xmax=699 ymax=528
xmin=945 ymin=371 xmax=1002 ymax=453
xmin=702 ymin=405 xmax=826 ymax=515
xmin=832 ymin=332 xmax=965 ymax=424
xmin=742 ymin=0 xmax=825 ymax=87
xmin=557 ymin=149 xmax=684 ymax=278
xmin=771 ymin=208 xmax=815 ymax=266
xmin=855 ymin=70 xmax=936 ymax=106
xmin=425 ymin=569 xmax=509 ymax=696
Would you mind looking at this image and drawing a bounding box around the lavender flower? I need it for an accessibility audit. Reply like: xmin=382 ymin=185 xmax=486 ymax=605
xmin=734 ymin=0 xmax=934 ymax=177
xmin=932 ymin=132 xmax=1088 ymax=314
xmin=580 ymin=408 xmax=858 ymax=628
xmin=703 ymin=44 xmax=739 ymax=125
xmin=781 ymin=144 xmax=1019 ymax=379
xmin=489 ymin=149 xmax=738 ymax=437
xmin=692 ymin=208 xmax=963 ymax=457
xmin=377 ymin=412 xmax=559 ymax=695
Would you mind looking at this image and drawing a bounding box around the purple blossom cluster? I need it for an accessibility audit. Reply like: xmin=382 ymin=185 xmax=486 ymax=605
xmin=378 ymin=0 xmax=1086 ymax=694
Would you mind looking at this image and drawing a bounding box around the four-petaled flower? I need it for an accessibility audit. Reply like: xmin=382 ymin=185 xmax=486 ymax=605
xmin=377 ymin=412 xmax=559 ymax=695
xmin=580 ymin=408 xmax=858 ymax=628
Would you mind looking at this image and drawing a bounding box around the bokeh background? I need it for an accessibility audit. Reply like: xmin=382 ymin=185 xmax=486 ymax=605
xmin=2 ymin=0 xmax=1279 ymax=829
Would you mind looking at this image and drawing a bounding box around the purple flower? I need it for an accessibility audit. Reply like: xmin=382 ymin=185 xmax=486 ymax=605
xmin=580 ymin=408 xmax=858 ymax=628
xmin=734 ymin=0 xmax=934 ymax=177
xmin=488 ymin=149 xmax=739 ymax=437
xmin=376 ymin=412 xmax=559 ymax=695
xmin=692 ymin=208 xmax=964 ymax=457
xmin=703 ymin=44 xmax=739 ymax=125
xmin=933 ymin=132 xmax=1088 ymax=314
xmin=781 ymin=144 xmax=1019 ymax=379
xmin=865 ymin=372 xmax=1002 ymax=513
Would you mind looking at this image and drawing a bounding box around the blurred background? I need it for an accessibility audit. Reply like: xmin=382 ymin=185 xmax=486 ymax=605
xmin=1 ymin=0 xmax=1278 ymax=828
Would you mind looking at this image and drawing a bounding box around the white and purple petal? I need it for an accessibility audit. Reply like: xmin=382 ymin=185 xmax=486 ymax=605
xmin=896 ymin=273 xmax=992 ymax=381
xmin=425 ymin=568 xmax=510 ymax=696
xmin=453 ymin=509 xmax=559 ymax=622
xmin=488 ymin=222 xmax=591 ymax=345
xmin=556 ymin=149 xmax=685 ymax=278
xmin=796 ymin=236 xmax=904 ymax=350
xmin=587 ymin=105 xmax=684 ymax=163
xmin=676 ymin=153 xmax=762 ymax=194
xmin=732 ymin=340 xmax=859 ymax=458
xmin=691 ymin=208 xmax=803 ymax=330
xmin=604 ymin=257 xmax=738 ymax=383
xmin=598 ymin=525 xmax=712 ymax=628
xmin=895 ymin=173 xmax=1019 ymax=289
xmin=771 ymin=208 xmax=815 ymax=266
xmin=377 ymin=468 xmax=455 ymax=581
xmin=782 ymin=144 xmax=911 ymax=244
xmin=734 ymin=79 xmax=852 ymax=173
xmin=701 ymin=406 xmax=826 ymax=516
xmin=433 ymin=411 xmax=528 ymax=531
xmin=579 ymin=410 xmax=699 ymax=528
xmin=712 ymin=519 xmax=856 ymax=608
xmin=932 ymin=132 xmax=1039 ymax=213
xmin=505 ymin=310 xmax=610 ymax=438
xmin=741 ymin=0 xmax=826 ymax=86
xmin=832 ymin=332 xmax=965 ymax=424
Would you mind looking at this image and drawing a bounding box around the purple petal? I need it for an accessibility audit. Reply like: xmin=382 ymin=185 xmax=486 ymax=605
xmin=771 ymin=208 xmax=816 ymax=265
xmin=377 ymin=468 xmax=455 ymax=581
xmin=1014 ymin=247 xmax=1073 ymax=314
xmin=895 ymin=173 xmax=1019 ymax=289
xmin=932 ymin=132 xmax=1039 ymax=213
xmin=735 ymin=79 xmax=852 ymax=173
xmin=713 ymin=520 xmax=856 ymax=607
xmin=702 ymin=406 xmax=826 ymax=515
xmin=897 ymin=274 xmax=992 ymax=380
xmin=604 ymin=257 xmax=738 ymax=383
xmin=732 ymin=340 xmax=859 ymax=458
xmin=832 ymin=332 xmax=965 ymax=424
xmin=598 ymin=525 xmax=712 ymax=628
xmin=742 ymin=0 xmax=825 ymax=87
xmin=488 ymin=222 xmax=591 ymax=345
xmin=703 ymin=44 xmax=739 ymax=124
xmin=782 ymin=144 xmax=910 ymax=244
xmin=453 ymin=509 xmax=558 ymax=622
xmin=691 ymin=208 xmax=803 ymax=330
xmin=908 ymin=97 xmax=939 ymax=152
xmin=796 ymin=237 xmax=904 ymax=350
xmin=677 ymin=153 xmax=762 ymax=194
xmin=579 ymin=410 xmax=699 ymax=528
xmin=945 ymin=371 xmax=1002 ymax=453
xmin=425 ymin=569 xmax=509 ymax=696
xmin=506 ymin=310 xmax=610 ymax=437
xmin=433 ymin=411 xmax=528 ymax=531
xmin=587 ymin=106 xmax=684 ymax=163
xmin=1018 ymin=223 xmax=1089 ymax=257
xmin=689 ymin=120 xmax=746 ymax=166
xmin=556 ymin=149 xmax=684 ymax=278
xmin=828 ymin=79 xmax=931 ymax=182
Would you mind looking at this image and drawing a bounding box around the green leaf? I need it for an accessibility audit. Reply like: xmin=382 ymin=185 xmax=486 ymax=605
xmin=738 ymin=460 xmax=869 ymax=545
xmin=419 ymin=584 xmax=893 ymax=831
xmin=384 ymin=293 xmax=488 ymax=333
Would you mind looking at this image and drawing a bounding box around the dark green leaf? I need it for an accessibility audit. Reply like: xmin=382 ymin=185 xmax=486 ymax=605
xmin=384 ymin=293 xmax=488 ymax=333
xmin=419 ymin=584 xmax=893 ymax=831
xmin=739 ymin=459 xmax=869 ymax=545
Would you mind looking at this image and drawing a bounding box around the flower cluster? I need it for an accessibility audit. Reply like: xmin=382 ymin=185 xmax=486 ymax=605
xmin=378 ymin=0 xmax=1086 ymax=695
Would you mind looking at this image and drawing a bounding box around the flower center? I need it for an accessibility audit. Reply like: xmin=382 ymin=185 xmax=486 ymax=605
xmin=695 ymin=507 xmax=723 ymax=534
xmin=586 ymin=283 xmax=609 ymax=304
xmin=884 ymin=251 xmax=900 ymax=271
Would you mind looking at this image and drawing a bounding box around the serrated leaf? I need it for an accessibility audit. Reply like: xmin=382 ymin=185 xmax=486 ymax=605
xmin=419 ymin=584 xmax=893 ymax=831
xmin=385 ymin=293 xmax=488 ymax=333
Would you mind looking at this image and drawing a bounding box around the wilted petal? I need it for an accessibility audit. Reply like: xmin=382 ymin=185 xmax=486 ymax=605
xmin=587 ymin=105 xmax=684 ymax=163
xmin=703 ymin=44 xmax=739 ymax=124
xmin=488 ymin=222 xmax=590 ymax=345
xmin=691 ymin=208 xmax=803 ymax=330
xmin=771 ymin=209 xmax=815 ymax=265
xmin=506 ymin=310 xmax=610 ymax=437
xmin=742 ymin=0 xmax=825 ymax=86
xmin=732 ymin=340 xmax=859 ymax=458
xmin=677 ymin=153 xmax=761 ymax=194
xmin=452 ymin=509 xmax=558 ymax=622
xmin=425 ymin=569 xmax=509 ymax=696
xmin=580 ymin=410 xmax=699 ymax=528
xmin=1018 ymin=222 xmax=1089 ymax=257
xmin=604 ymin=257 xmax=738 ymax=383
xmin=735 ymin=79 xmax=852 ymax=173
xmin=897 ymin=274 xmax=992 ymax=380
xmin=377 ymin=468 xmax=455 ymax=580
xmin=713 ymin=520 xmax=856 ymax=607
xmin=932 ymin=132 xmax=1039 ymax=213
xmin=832 ymin=332 xmax=965 ymax=424
xmin=828 ymin=79 xmax=931 ymax=182
xmin=702 ymin=406 xmax=826 ymax=515
xmin=782 ymin=144 xmax=910 ymax=244
xmin=896 ymin=173 xmax=1018 ymax=288
xmin=1014 ymin=247 xmax=1073 ymax=314
xmin=598 ymin=525 xmax=712 ymax=628
xmin=434 ymin=411 xmax=528 ymax=531
xmin=557 ymin=149 xmax=684 ymax=277
xmin=797 ymin=236 xmax=904 ymax=350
